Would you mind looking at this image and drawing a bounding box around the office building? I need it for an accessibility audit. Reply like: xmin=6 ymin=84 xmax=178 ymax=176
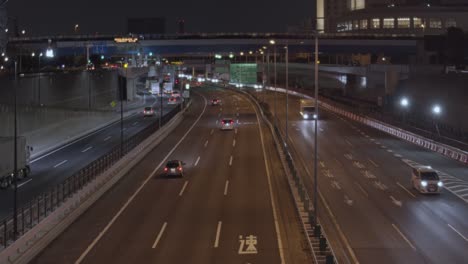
xmin=318 ymin=0 xmax=468 ymax=35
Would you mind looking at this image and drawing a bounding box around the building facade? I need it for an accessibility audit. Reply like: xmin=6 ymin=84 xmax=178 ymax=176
xmin=318 ymin=0 xmax=468 ymax=35
xmin=0 ymin=5 xmax=7 ymax=52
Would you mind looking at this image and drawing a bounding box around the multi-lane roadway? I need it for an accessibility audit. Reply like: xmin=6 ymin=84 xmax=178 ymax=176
xmin=31 ymin=86 xmax=311 ymax=264
xmin=0 ymin=95 xmax=177 ymax=220
xmin=260 ymin=89 xmax=468 ymax=264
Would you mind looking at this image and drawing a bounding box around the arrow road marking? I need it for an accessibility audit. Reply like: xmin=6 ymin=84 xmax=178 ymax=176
xmin=344 ymin=195 xmax=354 ymax=206
xmin=331 ymin=180 xmax=342 ymax=190
xmin=390 ymin=195 xmax=403 ymax=207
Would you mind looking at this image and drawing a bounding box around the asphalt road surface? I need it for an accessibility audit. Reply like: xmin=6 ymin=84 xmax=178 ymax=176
xmin=31 ymin=86 xmax=312 ymax=264
xmin=258 ymin=89 xmax=468 ymax=264
xmin=0 ymin=95 xmax=178 ymax=220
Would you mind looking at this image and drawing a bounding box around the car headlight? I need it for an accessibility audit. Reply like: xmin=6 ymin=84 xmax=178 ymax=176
xmin=421 ymin=181 xmax=428 ymax=187
xmin=313 ymin=114 xmax=318 ymax=119
xmin=303 ymin=114 xmax=309 ymax=119
xmin=437 ymin=181 xmax=443 ymax=187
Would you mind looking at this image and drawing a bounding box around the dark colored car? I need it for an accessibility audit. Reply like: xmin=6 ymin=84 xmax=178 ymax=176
xmin=163 ymin=160 xmax=185 ymax=177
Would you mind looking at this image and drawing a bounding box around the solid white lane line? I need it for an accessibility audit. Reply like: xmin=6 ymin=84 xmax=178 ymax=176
xmin=179 ymin=181 xmax=189 ymax=196
xmin=204 ymin=140 xmax=209 ymax=148
xmin=232 ymin=139 xmax=236 ymax=147
xmin=368 ymin=159 xmax=379 ymax=167
xmin=210 ymin=129 xmax=214 ymax=135
xmin=75 ymin=94 xmax=208 ymax=264
xmin=104 ymin=136 xmax=112 ymax=141
xmin=354 ymin=182 xmax=368 ymax=197
xmin=152 ymin=222 xmax=168 ymax=249
xmin=81 ymin=146 xmax=93 ymax=153
xmin=345 ymin=139 xmax=353 ymax=147
xmin=18 ymin=178 xmax=32 ymax=188
xmin=229 ymin=155 xmax=233 ymax=166
xmin=397 ymin=182 xmax=416 ymax=198
xmin=224 ymin=180 xmax=229 ymax=196
xmin=248 ymin=95 xmax=285 ymax=263
xmin=392 ymin=224 xmax=416 ymax=250
xmin=53 ymin=160 xmax=68 ymax=168
xmin=214 ymin=221 xmax=222 ymax=248
xmin=448 ymin=224 xmax=468 ymax=242
xmin=194 ymin=156 xmax=200 ymax=167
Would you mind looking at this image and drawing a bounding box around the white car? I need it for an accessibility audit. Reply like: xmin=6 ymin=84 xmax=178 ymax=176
xmin=172 ymin=91 xmax=181 ymax=98
xmin=411 ymin=166 xmax=443 ymax=194
xmin=143 ymin=107 xmax=155 ymax=117
xmin=220 ymin=118 xmax=234 ymax=130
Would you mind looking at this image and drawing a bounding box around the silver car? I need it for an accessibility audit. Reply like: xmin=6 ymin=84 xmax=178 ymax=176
xmin=411 ymin=166 xmax=443 ymax=194
xmin=220 ymin=118 xmax=234 ymax=130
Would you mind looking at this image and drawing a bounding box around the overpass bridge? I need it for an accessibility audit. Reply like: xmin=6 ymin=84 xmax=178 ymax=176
xmin=6 ymin=33 xmax=418 ymax=61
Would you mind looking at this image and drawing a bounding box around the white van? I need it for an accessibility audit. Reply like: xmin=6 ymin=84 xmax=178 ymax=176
xmin=411 ymin=166 xmax=443 ymax=194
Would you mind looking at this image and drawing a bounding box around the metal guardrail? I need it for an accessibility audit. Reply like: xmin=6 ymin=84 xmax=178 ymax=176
xmin=235 ymin=86 xmax=337 ymax=264
xmin=266 ymin=86 xmax=468 ymax=165
xmin=0 ymin=103 xmax=186 ymax=250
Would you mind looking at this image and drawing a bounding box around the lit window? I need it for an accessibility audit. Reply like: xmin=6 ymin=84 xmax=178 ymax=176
xmin=413 ymin=17 xmax=422 ymax=28
xmin=397 ymin=18 xmax=410 ymax=28
xmin=360 ymin=19 xmax=368 ymax=29
xmin=353 ymin=20 xmax=359 ymax=30
xmin=372 ymin=18 xmax=381 ymax=29
xmin=446 ymin=19 xmax=457 ymax=28
xmin=383 ymin=18 xmax=395 ymax=29
xmin=346 ymin=21 xmax=352 ymax=31
xmin=429 ymin=18 xmax=442 ymax=29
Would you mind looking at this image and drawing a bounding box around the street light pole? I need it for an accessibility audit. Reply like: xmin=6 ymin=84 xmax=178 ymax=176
xmin=13 ymin=60 xmax=18 ymax=239
xmin=313 ymin=33 xmax=319 ymax=225
xmin=285 ymin=45 xmax=289 ymax=146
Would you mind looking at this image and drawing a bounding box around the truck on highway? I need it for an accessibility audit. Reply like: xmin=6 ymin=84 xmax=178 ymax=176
xmin=150 ymin=80 xmax=161 ymax=95
xmin=0 ymin=137 xmax=32 ymax=189
xmin=300 ymin=99 xmax=318 ymax=120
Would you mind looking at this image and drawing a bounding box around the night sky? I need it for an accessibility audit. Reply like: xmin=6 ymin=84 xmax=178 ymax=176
xmin=6 ymin=0 xmax=315 ymax=35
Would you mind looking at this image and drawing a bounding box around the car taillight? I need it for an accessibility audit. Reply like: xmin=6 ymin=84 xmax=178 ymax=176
xmin=230 ymin=121 xmax=234 ymax=124
xmin=178 ymin=167 xmax=182 ymax=171
xmin=222 ymin=121 xmax=225 ymax=124
xmin=164 ymin=167 xmax=168 ymax=172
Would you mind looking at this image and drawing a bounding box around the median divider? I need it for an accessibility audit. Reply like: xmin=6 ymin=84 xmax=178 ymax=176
xmin=0 ymin=102 xmax=190 ymax=264
xmin=231 ymin=86 xmax=337 ymax=264
xmin=265 ymin=86 xmax=468 ymax=164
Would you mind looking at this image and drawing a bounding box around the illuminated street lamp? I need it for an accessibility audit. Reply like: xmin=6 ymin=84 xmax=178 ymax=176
xmin=432 ymin=104 xmax=441 ymax=115
xmin=432 ymin=104 xmax=442 ymax=136
xmin=269 ymin=39 xmax=277 ymax=126
xmin=4 ymin=56 xmax=8 ymax=62
xmin=400 ymin=97 xmax=409 ymax=107
xmin=400 ymin=97 xmax=409 ymax=123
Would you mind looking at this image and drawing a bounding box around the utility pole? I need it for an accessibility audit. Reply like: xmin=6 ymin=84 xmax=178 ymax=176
xmin=285 ymin=45 xmax=289 ymax=146
xmin=313 ymin=33 xmax=319 ymax=225
xmin=13 ymin=60 xmax=18 ymax=239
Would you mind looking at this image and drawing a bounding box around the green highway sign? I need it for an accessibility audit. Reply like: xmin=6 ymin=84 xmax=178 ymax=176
xmin=230 ymin=63 xmax=257 ymax=84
